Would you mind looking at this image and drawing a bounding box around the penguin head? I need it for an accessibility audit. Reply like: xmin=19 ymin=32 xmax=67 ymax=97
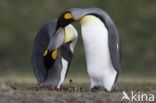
xmin=43 ymin=24 xmax=78 ymax=70
xmin=55 ymin=8 xmax=88 ymax=32
xmin=43 ymin=28 xmax=65 ymax=70
xmin=43 ymin=49 xmax=58 ymax=70
xmin=55 ymin=11 xmax=74 ymax=35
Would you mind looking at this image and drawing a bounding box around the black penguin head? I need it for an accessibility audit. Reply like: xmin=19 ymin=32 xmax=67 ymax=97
xmin=55 ymin=11 xmax=75 ymax=35
xmin=43 ymin=28 xmax=65 ymax=71
xmin=55 ymin=9 xmax=90 ymax=35
xmin=43 ymin=49 xmax=58 ymax=71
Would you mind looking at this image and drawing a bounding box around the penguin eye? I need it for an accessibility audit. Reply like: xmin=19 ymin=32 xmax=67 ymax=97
xmin=64 ymin=13 xmax=74 ymax=19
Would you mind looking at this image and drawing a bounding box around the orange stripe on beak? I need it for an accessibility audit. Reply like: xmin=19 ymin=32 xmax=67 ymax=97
xmin=55 ymin=27 xmax=62 ymax=35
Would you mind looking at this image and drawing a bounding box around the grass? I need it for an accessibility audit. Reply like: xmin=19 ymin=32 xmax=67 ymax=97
xmin=0 ymin=75 xmax=156 ymax=103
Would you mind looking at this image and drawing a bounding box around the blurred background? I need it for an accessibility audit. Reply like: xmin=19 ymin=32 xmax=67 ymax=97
xmin=0 ymin=0 xmax=156 ymax=79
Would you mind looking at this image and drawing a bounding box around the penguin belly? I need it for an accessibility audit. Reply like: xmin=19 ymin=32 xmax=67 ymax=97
xmin=80 ymin=15 xmax=117 ymax=91
xmin=57 ymin=57 xmax=68 ymax=88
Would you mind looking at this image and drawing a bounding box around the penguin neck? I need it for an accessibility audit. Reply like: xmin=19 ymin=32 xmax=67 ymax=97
xmin=64 ymin=24 xmax=78 ymax=52
xmin=79 ymin=15 xmax=103 ymax=25
xmin=79 ymin=15 xmax=109 ymax=55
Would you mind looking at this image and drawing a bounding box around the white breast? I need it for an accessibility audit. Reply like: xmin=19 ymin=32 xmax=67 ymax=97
xmin=57 ymin=58 xmax=68 ymax=88
xmin=80 ymin=15 xmax=117 ymax=91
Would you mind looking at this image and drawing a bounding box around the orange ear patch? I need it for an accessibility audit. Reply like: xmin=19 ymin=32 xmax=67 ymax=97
xmin=51 ymin=49 xmax=58 ymax=59
xmin=64 ymin=13 xmax=73 ymax=19
xmin=43 ymin=49 xmax=48 ymax=56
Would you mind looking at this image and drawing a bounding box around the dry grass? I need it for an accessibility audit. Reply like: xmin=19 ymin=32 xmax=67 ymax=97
xmin=0 ymin=75 xmax=155 ymax=103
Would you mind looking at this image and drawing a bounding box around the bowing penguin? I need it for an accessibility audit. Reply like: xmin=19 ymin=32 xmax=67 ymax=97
xmin=32 ymin=19 xmax=78 ymax=88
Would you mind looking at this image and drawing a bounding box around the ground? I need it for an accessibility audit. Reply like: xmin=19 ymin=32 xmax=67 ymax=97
xmin=0 ymin=75 xmax=155 ymax=103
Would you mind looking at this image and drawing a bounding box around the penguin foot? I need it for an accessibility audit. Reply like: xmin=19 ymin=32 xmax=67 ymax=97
xmin=91 ymin=86 xmax=100 ymax=92
xmin=38 ymin=82 xmax=56 ymax=89
xmin=38 ymin=83 xmax=46 ymax=88
xmin=104 ymin=88 xmax=111 ymax=93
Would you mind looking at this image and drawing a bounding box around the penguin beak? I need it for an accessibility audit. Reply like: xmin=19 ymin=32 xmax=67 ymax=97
xmin=51 ymin=25 xmax=77 ymax=51
xmin=43 ymin=24 xmax=77 ymax=60
xmin=55 ymin=13 xmax=74 ymax=35
xmin=55 ymin=27 xmax=63 ymax=35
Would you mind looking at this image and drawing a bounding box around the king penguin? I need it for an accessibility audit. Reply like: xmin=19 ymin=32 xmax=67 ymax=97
xmin=55 ymin=8 xmax=121 ymax=92
xmin=32 ymin=19 xmax=78 ymax=88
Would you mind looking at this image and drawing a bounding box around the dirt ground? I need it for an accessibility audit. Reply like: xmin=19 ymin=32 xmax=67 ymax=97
xmin=0 ymin=76 xmax=155 ymax=103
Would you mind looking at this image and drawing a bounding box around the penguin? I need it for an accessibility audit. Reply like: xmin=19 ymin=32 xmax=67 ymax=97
xmin=32 ymin=19 xmax=78 ymax=88
xmin=54 ymin=8 xmax=121 ymax=92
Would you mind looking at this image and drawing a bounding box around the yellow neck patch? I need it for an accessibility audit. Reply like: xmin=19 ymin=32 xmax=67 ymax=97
xmin=64 ymin=13 xmax=74 ymax=19
xmin=52 ymin=49 xmax=58 ymax=60
xmin=63 ymin=25 xmax=75 ymax=44
xmin=79 ymin=15 xmax=102 ymax=25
